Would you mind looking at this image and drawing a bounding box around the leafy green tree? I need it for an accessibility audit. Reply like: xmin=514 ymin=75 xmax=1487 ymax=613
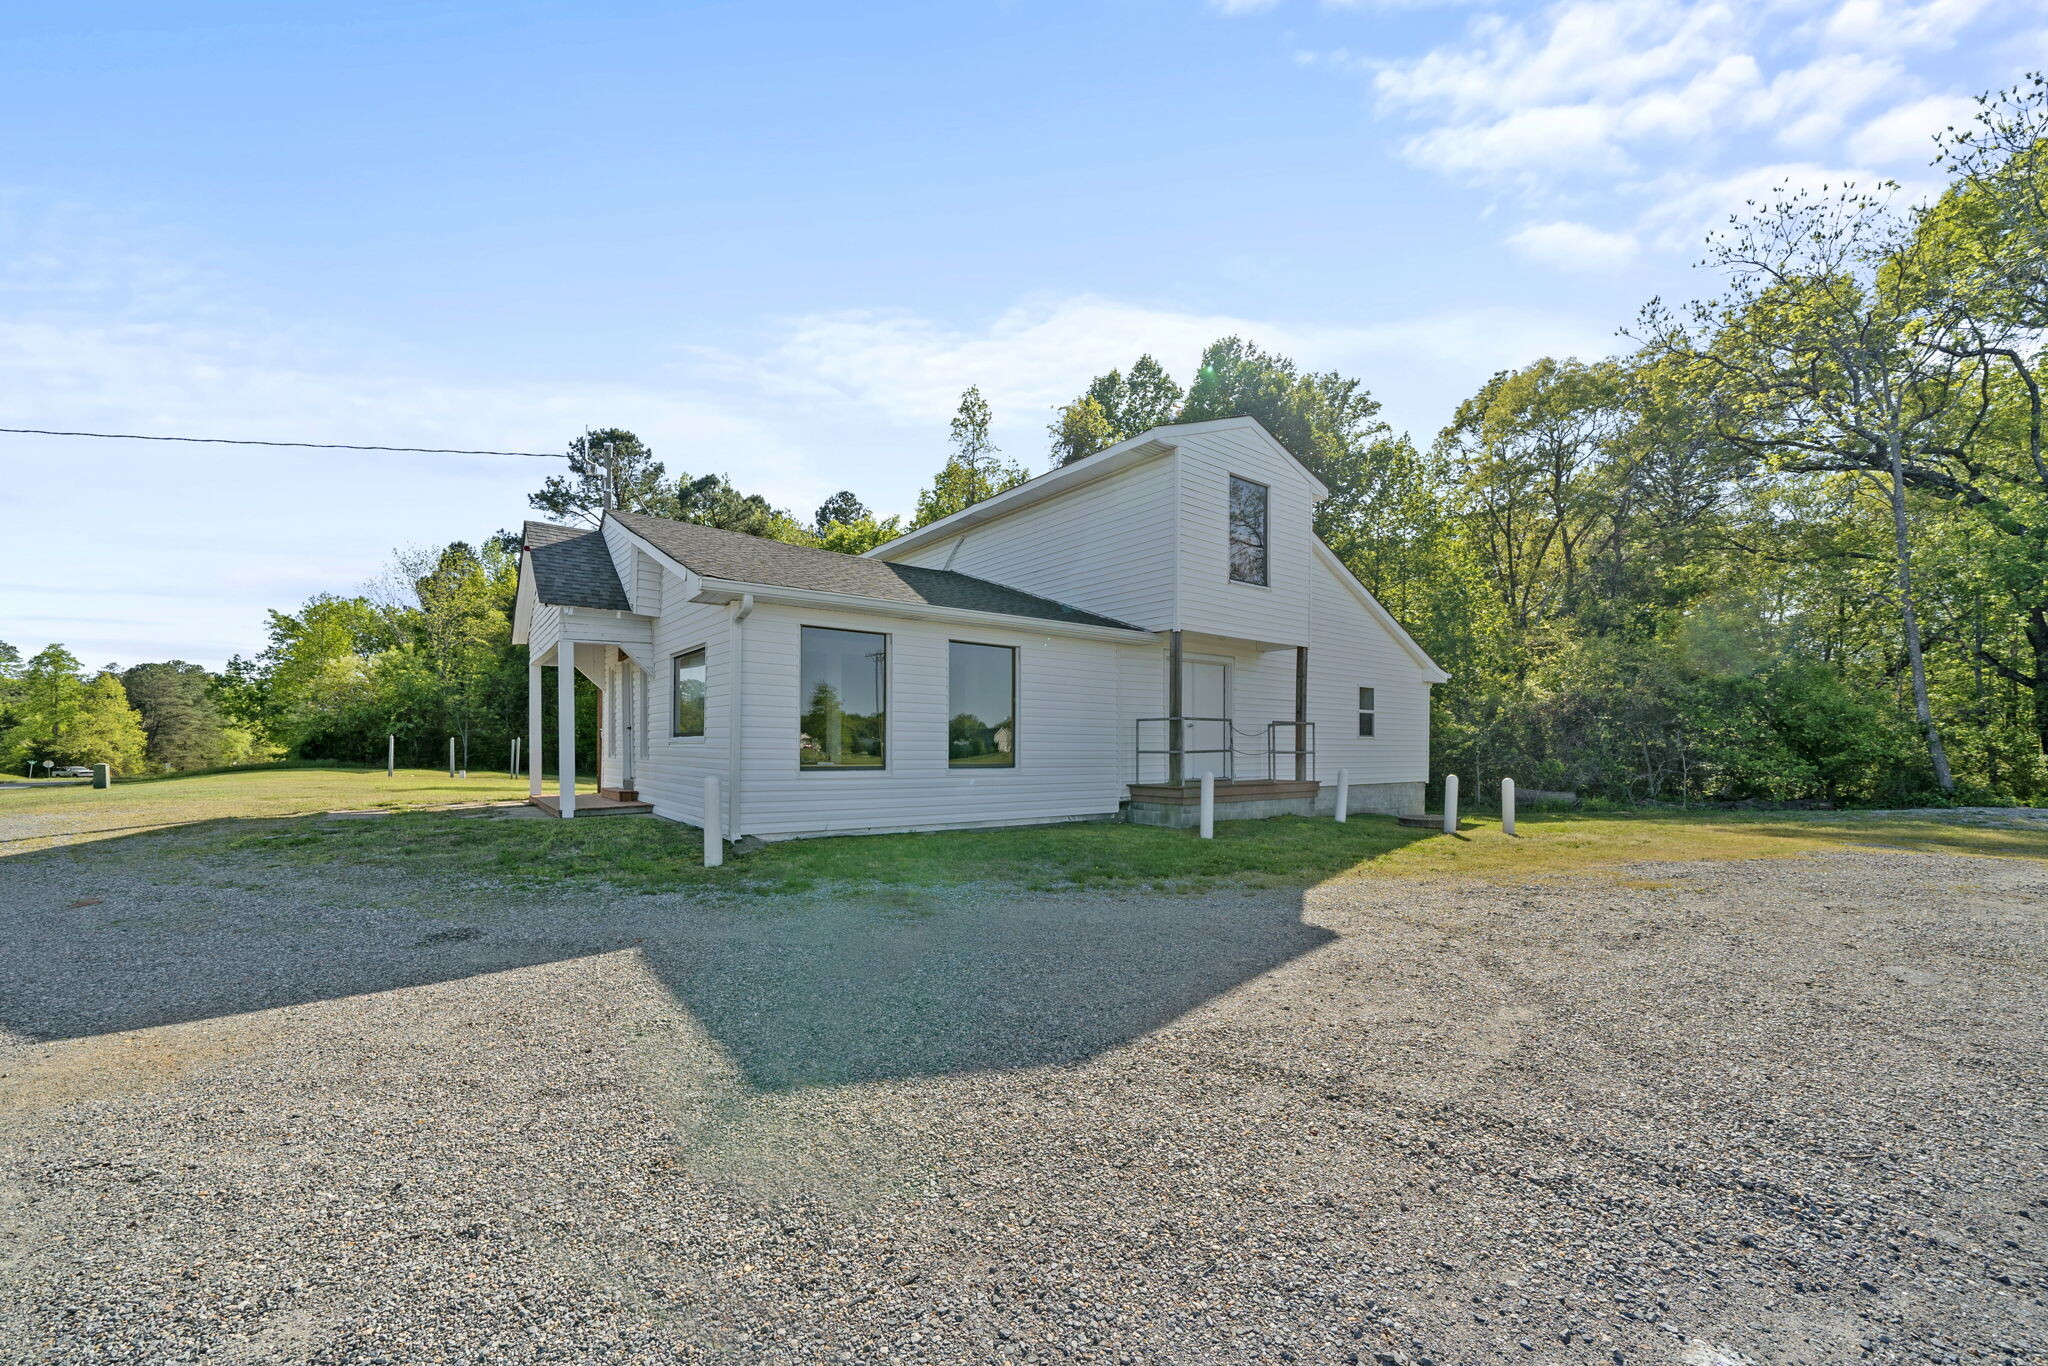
xmin=672 ymin=472 xmax=815 ymax=543
xmin=913 ymin=386 xmax=1030 ymax=528
xmin=2 ymin=644 xmax=84 ymax=771
xmin=814 ymin=490 xmax=870 ymax=530
xmin=122 ymin=661 xmax=232 ymax=771
xmin=1121 ymin=354 xmax=1183 ymax=434
xmin=1048 ymin=395 xmax=1115 ymax=466
xmin=68 ymin=672 xmax=149 ymax=774
xmin=816 ymin=515 xmax=903 ymax=555
xmin=1641 ymin=183 xmax=1988 ymax=791
xmin=0 ymin=646 xmax=148 ymax=773
xmin=1922 ymin=80 xmax=2048 ymax=758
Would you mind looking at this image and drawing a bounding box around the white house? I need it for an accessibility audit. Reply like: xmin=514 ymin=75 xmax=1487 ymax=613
xmin=511 ymin=416 xmax=1447 ymax=838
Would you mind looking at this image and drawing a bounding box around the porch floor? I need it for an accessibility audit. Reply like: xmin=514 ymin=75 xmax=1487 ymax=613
xmin=529 ymin=793 xmax=654 ymax=818
xmin=1126 ymin=778 xmax=1319 ymax=806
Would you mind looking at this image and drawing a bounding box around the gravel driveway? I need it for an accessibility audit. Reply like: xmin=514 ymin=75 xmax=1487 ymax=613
xmin=0 ymin=837 xmax=2042 ymax=1365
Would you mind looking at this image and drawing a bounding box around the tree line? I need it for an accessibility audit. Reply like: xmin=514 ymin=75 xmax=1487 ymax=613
xmin=25 ymin=78 xmax=2045 ymax=804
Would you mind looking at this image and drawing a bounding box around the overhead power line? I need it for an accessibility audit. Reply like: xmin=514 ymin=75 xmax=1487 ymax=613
xmin=0 ymin=425 xmax=564 ymax=458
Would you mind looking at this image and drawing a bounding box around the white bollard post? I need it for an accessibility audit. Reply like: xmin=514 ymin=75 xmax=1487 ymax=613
xmin=1443 ymin=773 xmax=1460 ymax=834
xmin=449 ymin=737 xmax=457 ymax=778
xmin=1334 ymin=767 xmax=1351 ymax=823
xmin=386 ymin=734 xmax=395 ymax=778
xmin=1501 ymin=777 xmax=1516 ymax=836
xmin=703 ymin=775 xmax=724 ymax=867
xmin=510 ymin=737 xmax=519 ymax=779
xmin=1198 ymin=770 xmax=1215 ymax=840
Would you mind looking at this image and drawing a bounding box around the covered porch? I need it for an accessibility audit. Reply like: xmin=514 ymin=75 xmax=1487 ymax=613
xmin=1126 ymin=628 xmax=1319 ymax=827
xmin=525 ymin=611 xmax=659 ymax=819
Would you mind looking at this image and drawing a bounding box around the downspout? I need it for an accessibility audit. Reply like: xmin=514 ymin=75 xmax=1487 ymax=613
xmin=728 ymin=593 xmax=754 ymax=837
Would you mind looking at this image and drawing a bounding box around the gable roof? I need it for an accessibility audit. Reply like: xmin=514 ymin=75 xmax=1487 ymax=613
xmin=609 ymin=510 xmax=1142 ymax=632
xmin=868 ymin=415 xmax=1327 ymax=563
xmin=522 ymin=520 xmax=631 ymax=611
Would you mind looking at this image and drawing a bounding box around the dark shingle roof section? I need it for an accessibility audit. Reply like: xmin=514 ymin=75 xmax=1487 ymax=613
xmin=611 ymin=510 xmax=1142 ymax=632
xmin=522 ymin=520 xmax=631 ymax=611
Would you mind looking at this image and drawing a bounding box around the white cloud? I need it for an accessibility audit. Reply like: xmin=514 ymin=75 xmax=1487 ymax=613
xmin=1820 ymin=0 xmax=1993 ymax=53
xmin=1845 ymin=93 xmax=1979 ymax=163
xmin=1367 ymin=1 xmax=2005 ymax=184
xmin=1507 ymin=219 xmax=1642 ymax=271
xmin=735 ymin=294 xmax=1618 ymax=450
xmin=1354 ymin=0 xmax=2013 ymax=265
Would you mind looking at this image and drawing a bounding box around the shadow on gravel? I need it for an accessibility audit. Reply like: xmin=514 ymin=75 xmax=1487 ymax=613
xmin=0 ymin=821 xmax=1336 ymax=1090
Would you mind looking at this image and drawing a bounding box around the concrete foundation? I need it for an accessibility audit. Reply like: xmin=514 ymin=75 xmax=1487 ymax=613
xmin=1124 ymin=779 xmax=1424 ymax=828
xmin=1313 ymin=780 xmax=1425 ymax=818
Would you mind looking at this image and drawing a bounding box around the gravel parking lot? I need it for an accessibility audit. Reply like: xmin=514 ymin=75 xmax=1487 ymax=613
xmin=1 ymin=837 xmax=2042 ymax=1365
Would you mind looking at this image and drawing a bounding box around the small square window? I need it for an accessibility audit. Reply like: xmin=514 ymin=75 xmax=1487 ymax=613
xmin=1358 ymin=686 xmax=1375 ymax=738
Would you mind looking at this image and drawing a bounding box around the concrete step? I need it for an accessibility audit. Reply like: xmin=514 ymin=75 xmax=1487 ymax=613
xmin=1398 ymin=813 xmax=1465 ymax=830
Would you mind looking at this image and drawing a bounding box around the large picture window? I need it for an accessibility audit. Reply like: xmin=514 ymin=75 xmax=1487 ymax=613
xmin=800 ymin=626 xmax=887 ymax=769
xmin=948 ymin=641 xmax=1016 ymax=768
xmin=1228 ymin=475 xmax=1269 ymax=585
xmin=673 ymin=648 xmax=706 ymax=737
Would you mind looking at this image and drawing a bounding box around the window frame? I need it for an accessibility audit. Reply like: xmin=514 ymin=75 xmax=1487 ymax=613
xmin=798 ymin=624 xmax=890 ymax=773
xmin=946 ymin=639 xmax=1018 ymax=771
xmin=1357 ymin=686 xmax=1376 ymax=738
xmin=1227 ymin=474 xmax=1271 ymax=587
xmin=671 ymin=647 xmax=707 ymax=739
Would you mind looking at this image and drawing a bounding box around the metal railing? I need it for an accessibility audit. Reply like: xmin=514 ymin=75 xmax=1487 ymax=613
xmin=1264 ymin=720 xmax=1316 ymax=783
xmin=1133 ymin=718 xmax=1316 ymax=785
xmin=1135 ymin=716 xmax=1234 ymax=783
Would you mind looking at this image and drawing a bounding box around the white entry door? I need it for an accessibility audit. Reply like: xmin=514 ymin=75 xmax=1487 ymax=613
xmin=1180 ymin=660 xmax=1230 ymax=777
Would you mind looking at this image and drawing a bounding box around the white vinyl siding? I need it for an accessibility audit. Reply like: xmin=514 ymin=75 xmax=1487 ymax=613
xmin=736 ymin=603 xmax=1131 ymax=837
xmin=630 ymin=568 xmax=730 ymax=826
xmin=1308 ymin=554 xmax=1430 ymax=786
xmin=883 ymin=457 xmax=1178 ymax=630
xmin=1170 ymin=427 xmax=1317 ymax=646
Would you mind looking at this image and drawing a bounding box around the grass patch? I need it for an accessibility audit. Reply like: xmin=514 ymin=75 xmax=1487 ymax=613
xmin=238 ymin=811 xmax=1430 ymax=894
xmin=223 ymin=805 xmax=2048 ymax=895
xmin=0 ymin=765 xmax=587 ymax=853
xmin=9 ymin=768 xmax=2044 ymax=894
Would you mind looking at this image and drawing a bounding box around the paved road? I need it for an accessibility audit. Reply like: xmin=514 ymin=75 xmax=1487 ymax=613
xmin=1 ymin=834 xmax=2042 ymax=1364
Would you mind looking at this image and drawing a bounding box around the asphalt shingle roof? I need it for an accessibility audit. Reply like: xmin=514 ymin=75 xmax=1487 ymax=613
xmin=610 ymin=510 xmax=1142 ymax=632
xmin=522 ymin=521 xmax=631 ymax=611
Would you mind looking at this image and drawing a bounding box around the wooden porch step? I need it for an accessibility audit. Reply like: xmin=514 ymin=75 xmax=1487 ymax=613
xmin=529 ymin=794 xmax=653 ymax=817
xmin=1127 ymin=779 xmax=1320 ymax=806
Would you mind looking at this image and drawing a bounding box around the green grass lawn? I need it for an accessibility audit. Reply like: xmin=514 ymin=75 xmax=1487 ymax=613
xmin=6 ymin=765 xmax=2043 ymax=894
xmin=0 ymin=764 xmax=586 ymax=852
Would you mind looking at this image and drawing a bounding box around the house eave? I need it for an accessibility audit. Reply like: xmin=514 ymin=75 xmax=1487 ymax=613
xmin=689 ymin=577 xmax=1157 ymax=643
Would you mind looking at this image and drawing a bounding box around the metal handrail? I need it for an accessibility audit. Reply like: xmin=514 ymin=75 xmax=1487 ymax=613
xmin=1265 ymin=720 xmax=1316 ymax=782
xmin=1135 ymin=716 xmax=1234 ymax=782
xmin=1133 ymin=718 xmax=1317 ymax=785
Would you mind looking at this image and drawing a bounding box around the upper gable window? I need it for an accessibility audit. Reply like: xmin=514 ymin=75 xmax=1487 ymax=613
xmin=1228 ymin=476 xmax=1269 ymax=586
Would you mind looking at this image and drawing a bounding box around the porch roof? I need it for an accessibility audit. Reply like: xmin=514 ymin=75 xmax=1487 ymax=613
xmin=523 ymin=521 xmax=632 ymax=611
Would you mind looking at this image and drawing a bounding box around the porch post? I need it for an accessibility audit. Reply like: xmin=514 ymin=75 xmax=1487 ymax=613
xmin=526 ymin=658 xmax=542 ymax=797
xmin=557 ymin=640 xmax=577 ymax=818
xmin=1167 ymin=629 xmax=1184 ymax=786
xmin=593 ymin=667 xmax=605 ymax=796
xmin=1294 ymin=645 xmax=1309 ymax=782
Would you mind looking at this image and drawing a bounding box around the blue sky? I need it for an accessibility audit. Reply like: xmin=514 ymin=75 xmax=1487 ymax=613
xmin=3 ymin=0 xmax=2035 ymax=668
